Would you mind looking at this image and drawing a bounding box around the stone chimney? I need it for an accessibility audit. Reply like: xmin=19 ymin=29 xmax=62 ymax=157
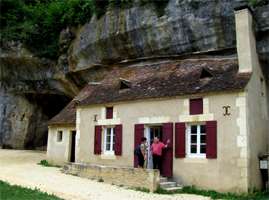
xmin=234 ymin=6 xmax=258 ymax=73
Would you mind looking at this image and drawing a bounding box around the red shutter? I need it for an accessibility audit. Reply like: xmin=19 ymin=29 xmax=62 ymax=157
xmin=162 ymin=123 xmax=173 ymax=177
xmin=175 ymin=123 xmax=186 ymax=158
xmin=114 ymin=124 xmax=122 ymax=156
xmin=206 ymin=121 xmax=217 ymax=159
xmin=106 ymin=107 xmax=113 ymax=119
xmin=94 ymin=126 xmax=102 ymax=154
xmin=134 ymin=124 xmax=144 ymax=167
xmin=190 ymin=98 xmax=203 ymax=115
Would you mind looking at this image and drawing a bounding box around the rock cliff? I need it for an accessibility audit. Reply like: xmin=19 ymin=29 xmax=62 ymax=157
xmin=0 ymin=0 xmax=268 ymax=149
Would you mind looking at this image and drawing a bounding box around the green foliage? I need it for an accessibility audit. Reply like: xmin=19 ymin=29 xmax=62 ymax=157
xmin=1 ymin=0 xmax=94 ymax=59
xmin=248 ymin=0 xmax=269 ymax=7
xmin=0 ymin=180 xmax=62 ymax=200
xmin=38 ymin=159 xmax=60 ymax=167
xmin=132 ymin=187 xmax=150 ymax=193
xmin=92 ymin=0 xmax=109 ymax=19
xmin=38 ymin=159 xmax=52 ymax=167
xmin=154 ymin=186 xmax=269 ymax=200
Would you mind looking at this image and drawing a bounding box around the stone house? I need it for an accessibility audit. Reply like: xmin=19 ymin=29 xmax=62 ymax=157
xmin=47 ymin=7 xmax=268 ymax=192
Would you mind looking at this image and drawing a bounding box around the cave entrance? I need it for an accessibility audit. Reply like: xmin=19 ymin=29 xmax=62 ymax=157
xmin=23 ymin=93 xmax=72 ymax=149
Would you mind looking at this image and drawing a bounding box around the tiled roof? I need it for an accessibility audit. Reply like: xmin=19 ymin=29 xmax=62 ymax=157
xmin=48 ymin=57 xmax=251 ymax=125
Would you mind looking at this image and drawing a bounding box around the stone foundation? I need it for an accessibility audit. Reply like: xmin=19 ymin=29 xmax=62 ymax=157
xmin=62 ymin=163 xmax=160 ymax=192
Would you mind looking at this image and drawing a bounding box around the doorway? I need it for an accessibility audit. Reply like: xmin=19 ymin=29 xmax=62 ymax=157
xmin=145 ymin=123 xmax=173 ymax=177
xmin=145 ymin=126 xmax=163 ymax=169
xmin=70 ymin=131 xmax=76 ymax=163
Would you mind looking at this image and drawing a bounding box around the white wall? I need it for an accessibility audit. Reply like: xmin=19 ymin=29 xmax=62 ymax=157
xmin=47 ymin=126 xmax=75 ymax=165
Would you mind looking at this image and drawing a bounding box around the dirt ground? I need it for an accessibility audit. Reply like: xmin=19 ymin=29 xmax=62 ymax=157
xmin=0 ymin=150 xmax=210 ymax=200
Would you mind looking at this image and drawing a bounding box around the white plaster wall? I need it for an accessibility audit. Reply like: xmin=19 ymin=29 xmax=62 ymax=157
xmin=235 ymin=7 xmax=269 ymax=191
xmin=245 ymin=61 xmax=269 ymax=191
xmin=77 ymin=92 xmax=247 ymax=192
xmin=47 ymin=126 xmax=75 ymax=165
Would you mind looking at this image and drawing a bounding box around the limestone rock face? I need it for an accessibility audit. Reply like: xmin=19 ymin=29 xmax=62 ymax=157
xmin=0 ymin=43 xmax=74 ymax=149
xmin=69 ymin=0 xmax=269 ymax=72
xmin=0 ymin=89 xmax=47 ymax=149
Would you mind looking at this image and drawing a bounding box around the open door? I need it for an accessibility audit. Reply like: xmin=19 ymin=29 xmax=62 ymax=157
xmin=161 ymin=123 xmax=173 ymax=177
xmin=70 ymin=131 xmax=76 ymax=163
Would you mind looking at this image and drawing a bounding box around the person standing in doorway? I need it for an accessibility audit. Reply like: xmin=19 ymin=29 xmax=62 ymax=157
xmin=135 ymin=137 xmax=147 ymax=168
xmin=151 ymin=137 xmax=170 ymax=171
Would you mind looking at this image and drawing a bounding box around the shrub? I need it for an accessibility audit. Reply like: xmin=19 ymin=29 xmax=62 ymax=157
xmin=38 ymin=159 xmax=60 ymax=167
xmin=98 ymin=178 xmax=104 ymax=182
xmin=38 ymin=159 xmax=51 ymax=167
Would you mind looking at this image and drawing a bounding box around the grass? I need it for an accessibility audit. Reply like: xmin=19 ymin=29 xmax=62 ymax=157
xmin=0 ymin=180 xmax=62 ymax=200
xmin=38 ymin=160 xmax=61 ymax=168
xmin=132 ymin=187 xmax=150 ymax=193
xmin=154 ymin=186 xmax=269 ymax=200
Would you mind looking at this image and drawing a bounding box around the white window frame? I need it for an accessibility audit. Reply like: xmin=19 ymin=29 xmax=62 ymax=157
xmin=103 ymin=126 xmax=115 ymax=155
xmin=186 ymin=123 xmax=206 ymax=158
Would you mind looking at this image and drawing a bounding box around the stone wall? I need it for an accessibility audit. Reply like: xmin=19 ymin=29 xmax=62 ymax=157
xmin=62 ymin=163 xmax=160 ymax=192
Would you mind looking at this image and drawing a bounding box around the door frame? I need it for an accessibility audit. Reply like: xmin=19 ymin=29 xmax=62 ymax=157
xmin=144 ymin=124 xmax=163 ymax=169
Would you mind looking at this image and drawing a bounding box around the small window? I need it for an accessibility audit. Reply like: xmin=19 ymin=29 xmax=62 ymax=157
xmin=190 ymin=98 xmax=203 ymax=115
xmin=200 ymin=68 xmax=213 ymax=79
xmin=57 ymin=131 xmax=63 ymax=142
xmin=119 ymin=79 xmax=131 ymax=90
xmin=106 ymin=107 xmax=113 ymax=119
xmin=187 ymin=124 xmax=206 ymax=158
xmin=103 ymin=127 xmax=115 ymax=154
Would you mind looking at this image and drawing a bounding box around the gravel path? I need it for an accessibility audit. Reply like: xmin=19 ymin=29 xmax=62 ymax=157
xmin=0 ymin=150 xmax=210 ymax=200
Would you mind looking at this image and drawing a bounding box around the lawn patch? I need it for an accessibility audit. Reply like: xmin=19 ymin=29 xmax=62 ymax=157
xmin=0 ymin=180 xmax=62 ymax=200
xmin=154 ymin=186 xmax=269 ymax=200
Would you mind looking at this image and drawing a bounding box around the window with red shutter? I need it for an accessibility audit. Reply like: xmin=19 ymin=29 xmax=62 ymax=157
xmin=186 ymin=124 xmax=206 ymax=158
xmin=106 ymin=107 xmax=113 ymax=119
xmin=206 ymin=121 xmax=217 ymax=159
xmin=114 ymin=125 xmax=122 ymax=156
xmin=175 ymin=123 xmax=186 ymax=158
xmin=190 ymin=98 xmax=203 ymax=115
xmin=94 ymin=126 xmax=102 ymax=154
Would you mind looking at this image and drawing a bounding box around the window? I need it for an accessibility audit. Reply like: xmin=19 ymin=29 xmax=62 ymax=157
xmin=187 ymin=124 xmax=206 ymax=158
xmin=106 ymin=107 xmax=113 ymax=119
xmin=200 ymin=68 xmax=213 ymax=79
xmin=190 ymin=98 xmax=203 ymax=115
xmin=57 ymin=130 xmax=63 ymax=142
xmin=120 ymin=79 xmax=131 ymax=90
xmin=103 ymin=127 xmax=115 ymax=154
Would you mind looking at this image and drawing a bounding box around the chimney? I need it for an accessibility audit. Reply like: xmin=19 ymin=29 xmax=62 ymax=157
xmin=234 ymin=6 xmax=258 ymax=73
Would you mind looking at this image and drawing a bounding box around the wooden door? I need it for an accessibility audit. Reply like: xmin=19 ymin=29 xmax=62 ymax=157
xmin=161 ymin=123 xmax=173 ymax=177
xmin=134 ymin=124 xmax=144 ymax=167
